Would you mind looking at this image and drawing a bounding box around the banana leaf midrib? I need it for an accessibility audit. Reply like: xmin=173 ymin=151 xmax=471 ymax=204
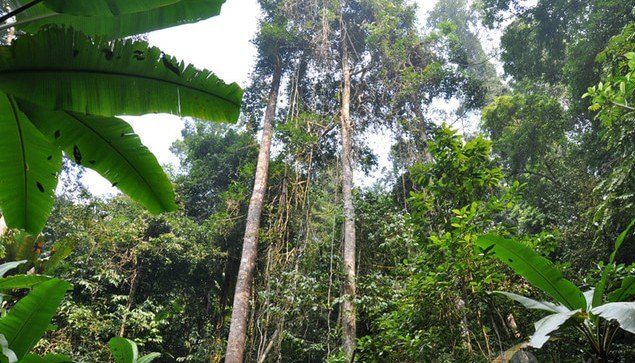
xmin=0 ymin=68 xmax=241 ymax=110
xmin=6 ymin=94 xmax=28 ymax=228
xmin=496 ymin=241 xmax=581 ymax=310
xmin=63 ymin=111 xmax=171 ymax=211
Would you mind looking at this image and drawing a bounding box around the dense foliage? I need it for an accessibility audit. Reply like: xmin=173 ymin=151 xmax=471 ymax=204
xmin=0 ymin=0 xmax=634 ymax=362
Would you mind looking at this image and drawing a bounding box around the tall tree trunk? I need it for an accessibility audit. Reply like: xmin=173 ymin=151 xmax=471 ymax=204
xmin=225 ymin=61 xmax=282 ymax=363
xmin=339 ymin=16 xmax=357 ymax=361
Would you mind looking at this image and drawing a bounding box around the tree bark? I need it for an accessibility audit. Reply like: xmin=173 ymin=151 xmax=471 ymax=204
xmin=225 ymin=62 xmax=282 ymax=363
xmin=339 ymin=17 xmax=357 ymax=361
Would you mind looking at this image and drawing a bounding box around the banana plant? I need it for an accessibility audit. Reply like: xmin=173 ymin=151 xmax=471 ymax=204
xmin=476 ymin=220 xmax=635 ymax=362
xmin=0 ymin=1 xmax=243 ymax=234
xmin=0 ymin=261 xmax=158 ymax=363
xmin=0 ymin=260 xmax=71 ymax=363
xmin=1 ymin=0 xmax=227 ymax=39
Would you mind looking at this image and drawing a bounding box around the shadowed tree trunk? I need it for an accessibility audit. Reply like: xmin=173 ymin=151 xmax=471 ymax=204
xmin=225 ymin=60 xmax=282 ymax=363
xmin=339 ymin=14 xmax=357 ymax=360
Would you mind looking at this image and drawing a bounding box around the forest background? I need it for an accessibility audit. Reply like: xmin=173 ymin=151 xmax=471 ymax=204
xmin=0 ymin=0 xmax=634 ymax=362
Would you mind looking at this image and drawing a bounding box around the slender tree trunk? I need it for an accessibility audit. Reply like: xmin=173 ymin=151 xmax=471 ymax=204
xmin=339 ymin=17 xmax=357 ymax=361
xmin=225 ymin=62 xmax=282 ymax=363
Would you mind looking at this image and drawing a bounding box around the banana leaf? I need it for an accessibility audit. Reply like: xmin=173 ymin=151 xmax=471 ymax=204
xmin=476 ymin=234 xmax=586 ymax=310
xmin=0 ymin=261 xmax=26 ymax=278
xmin=0 ymin=275 xmax=51 ymax=291
xmin=0 ymin=27 xmax=242 ymax=122
xmin=0 ymin=94 xmax=61 ymax=234
xmin=23 ymin=104 xmax=176 ymax=214
xmin=494 ymin=291 xmax=570 ymax=313
xmin=3 ymin=1 xmax=225 ymax=38
xmin=529 ymin=309 xmax=581 ymax=348
xmin=0 ymin=278 xmax=71 ymax=359
xmin=591 ymin=302 xmax=635 ymax=334
xmin=43 ymin=0 xmax=180 ymax=16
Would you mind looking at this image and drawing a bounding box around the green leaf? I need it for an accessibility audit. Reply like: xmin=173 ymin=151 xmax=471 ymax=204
xmin=0 ymin=27 xmax=242 ymax=122
xmin=593 ymin=219 xmax=635 ymax=308
xmin=608 ymin=276 xmax=635 ymax=302
xmin=476 ymin=234 xmax=586 ymax=310
xmin=23 ymin=104 xmax=176 ymax=214
xmin=109 ymin=337 xmax=138 ymax=363
xmin=0 ymin=279 xmax=71 ymax=359
xmin=591 ymin=302 xmax=635 ymax=334
xmin=137 ymin=353 xmax=161 ymax=363
xmin=0 ymin=275 xmax=51 ymax=291
xmin=43 ymin=0 xmax=180 ymax=16
xmin=0 ymin=94 xmax=62 ymax=234
xmin=495 ymin=291 xmax=569 ymax=313
xmin=529 ymin=309 xmax=581 ymax=348
xmin=5 ymin=1 xmax=225 ymax=38
xmin=0 ymin=261 xmax=27 ymax=278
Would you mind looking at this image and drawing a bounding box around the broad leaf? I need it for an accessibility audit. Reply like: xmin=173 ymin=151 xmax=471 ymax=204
xmin=591 ymin=302 xmax=635 ymax=334
xmin=529 ymin=309 xmax=581 ymax=348
xmin=0 ymin=261 xmax=26 ymax=278
xmin=43 ymin=0 xmax=179 ymax=16
xmin=495 ymin=291 xmax=569 ymax=313
xmin=0 ymin=27 xmax=242 ymax=122
xmin=476 ymin=235 xmax=586 ymax=310
xmin=4 ymin=1 xmax=225 ymax=38
xmin=608 ymin=276 xmax=635 ymax=302
xmin=109 ymin=337 xmax=138 ymax=363
xmin=0 ymin=275 xmax=51 ymax=291
xmin=0 ymin=94 xmax=62 ymax=234
xmin=23 ymin=104 xmax=176 ymax=214
xmin=0 ymin=278 xmax=71 ymax=359
xmin=593 ymin=219 xmax=635 ymax=308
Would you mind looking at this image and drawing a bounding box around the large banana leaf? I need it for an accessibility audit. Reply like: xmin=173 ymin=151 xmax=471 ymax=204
xmin=23 ymin=104 xmax=176 ymax=214
xmin=0 ymin=94 xmax=61 ymax=234
xmin=495 ymin=291 xmax=570 ymax=313
xmin=3 ymin=1 xmax=225 ymax=38
xmin=591 ymin=302 xmax=635 ymax=334
xmin=0 ymin=278 xmax=71 ymax=359
xmin=529 ymin=309 xmax=581 ymax=348
xmin=0 ymin=275 xmax=51 ymax=291
xmin=43 ymin=0 xmax=180 ymax=16
xmin=476 ymin=234 xmax=586 ymax=310
xmin=0 ymin=27 xmax=242 ymax=122
xmin=0 ymin=261 xmax=26 ymax=278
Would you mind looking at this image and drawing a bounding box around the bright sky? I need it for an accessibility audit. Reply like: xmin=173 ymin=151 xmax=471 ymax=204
xmin=82 ymin=0 xmax=440 ymax=194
